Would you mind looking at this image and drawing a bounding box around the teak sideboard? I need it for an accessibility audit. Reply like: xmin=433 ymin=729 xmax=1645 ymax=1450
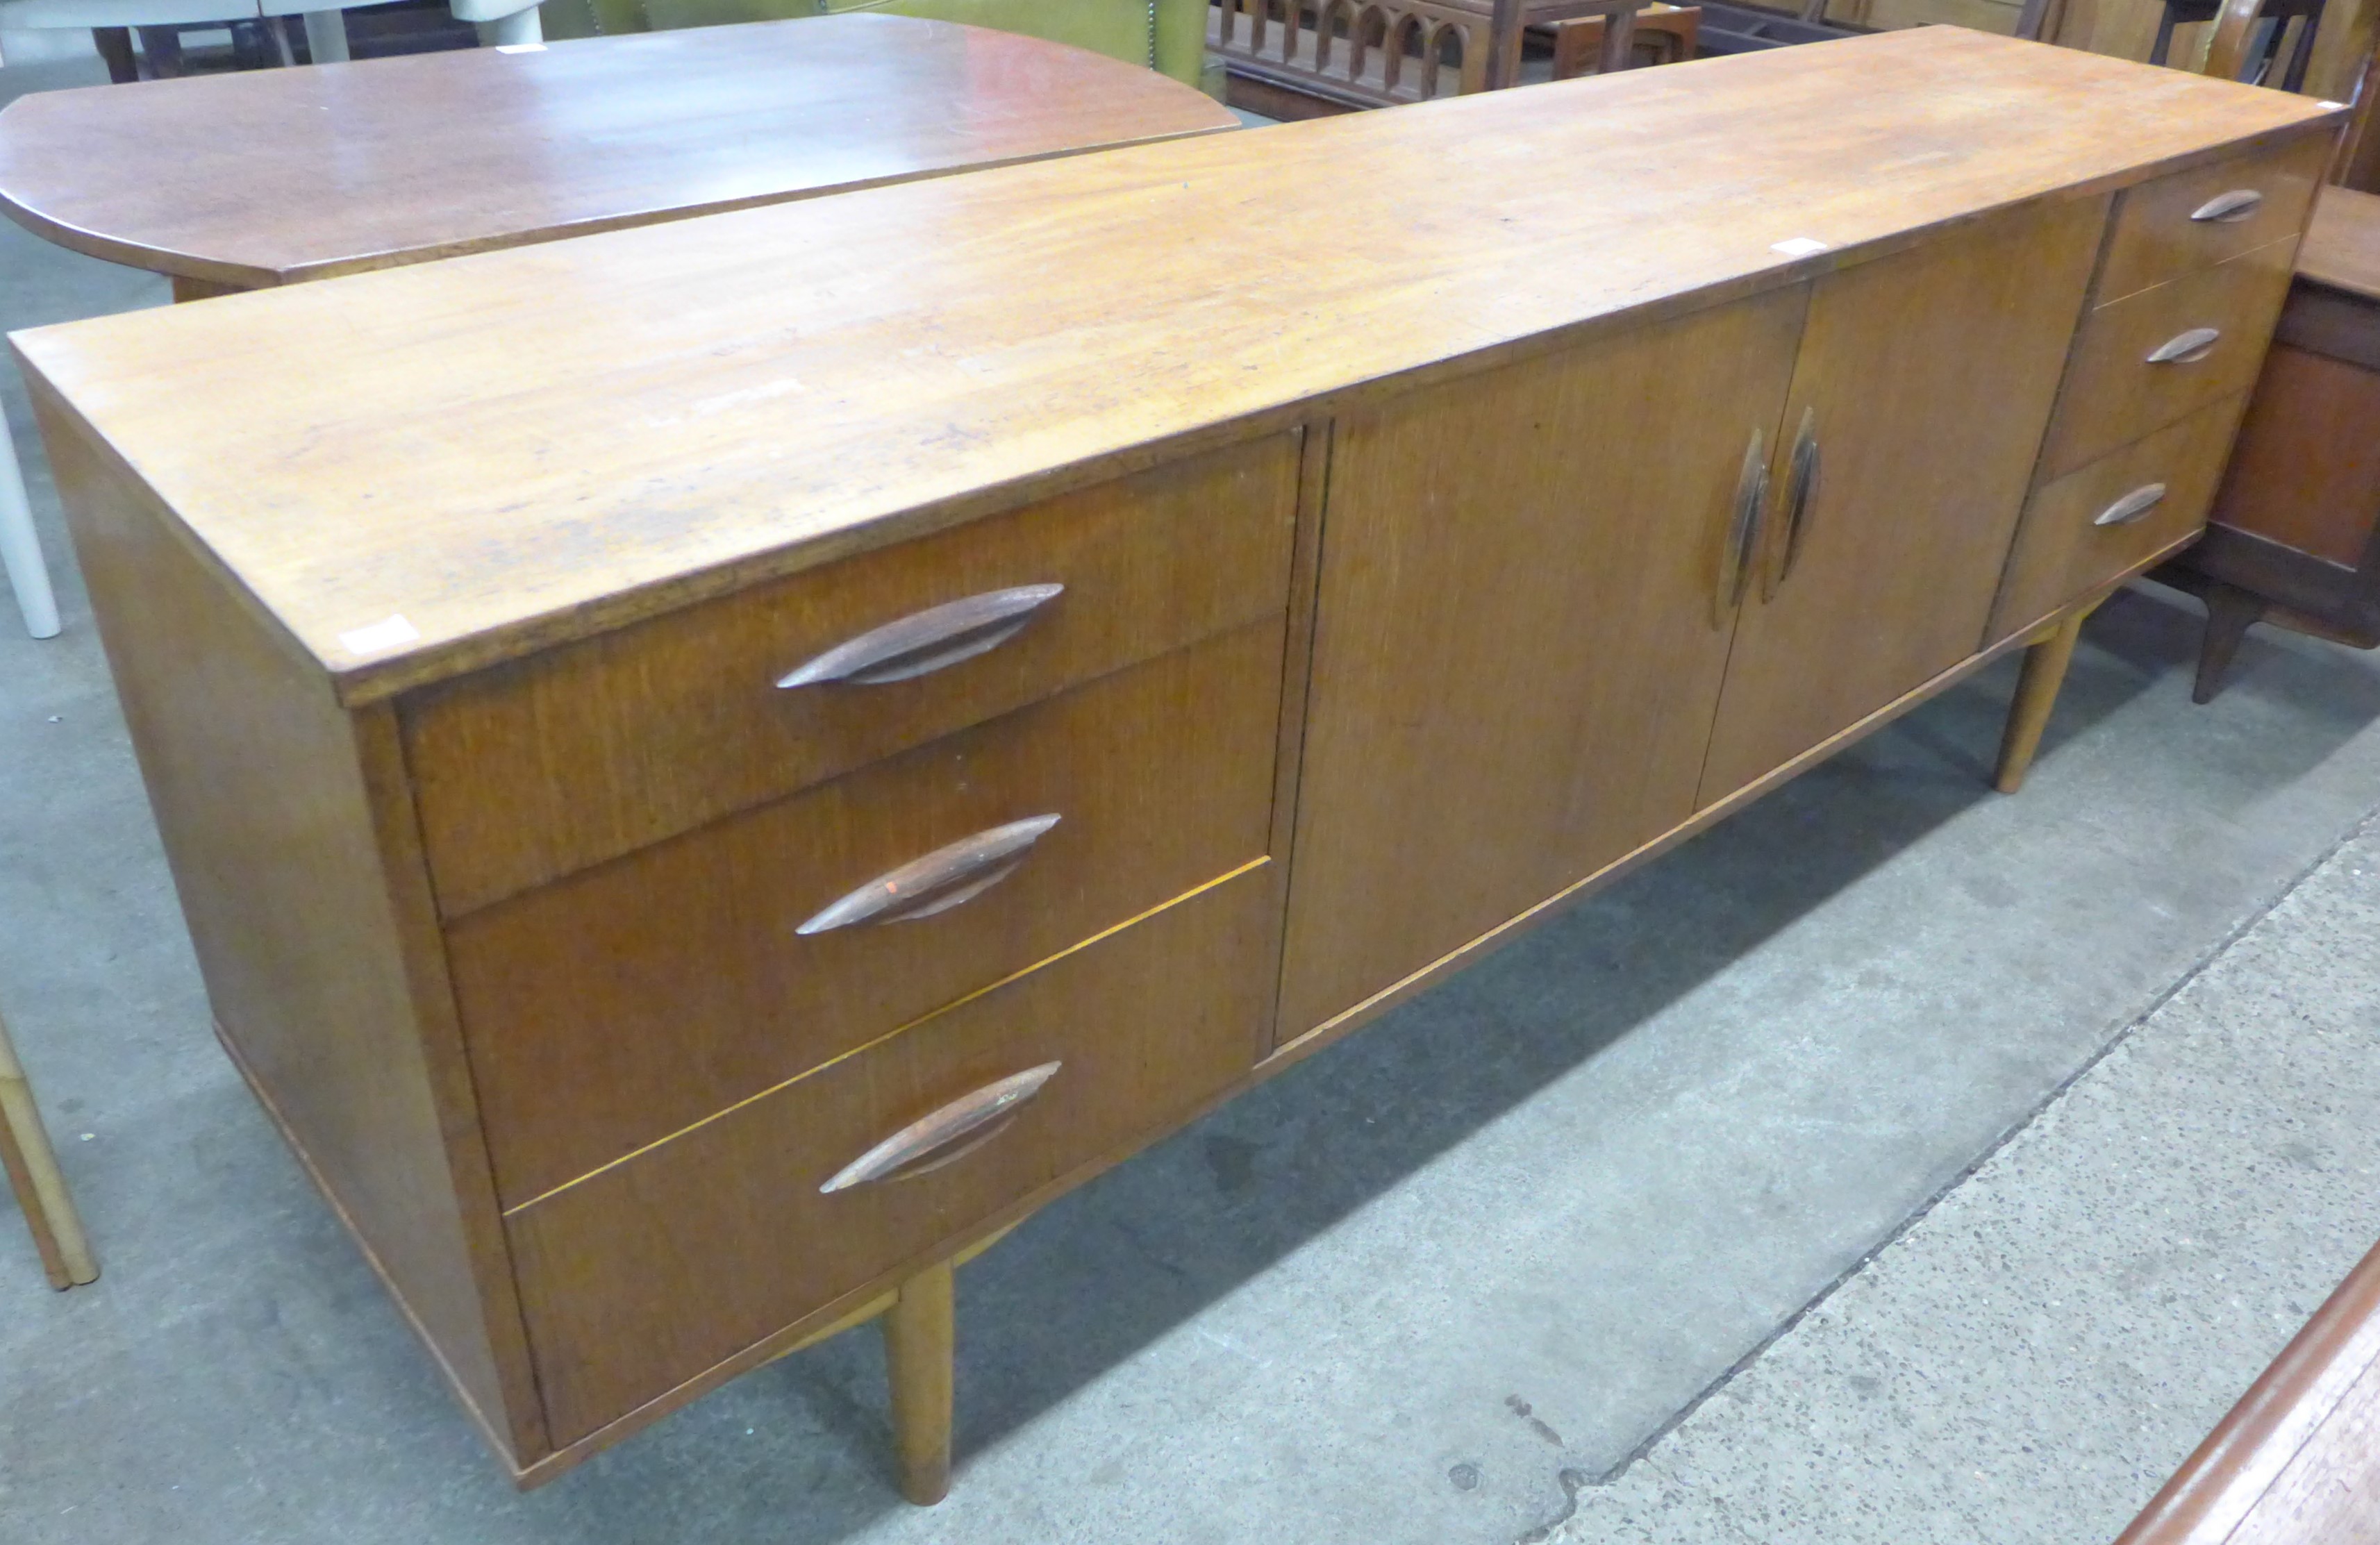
xmin=9 ymin=28 xmax=2341 ymax=1502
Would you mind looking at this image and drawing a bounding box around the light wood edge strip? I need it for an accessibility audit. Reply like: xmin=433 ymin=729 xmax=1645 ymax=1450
xmin=496 ymin=854 xmax=1274 ymax=1218
xmin=2117 ymin=1234 xmax=2380 ymax=1545
xmin=213 ymin=1014 xmax=534 ymax=1468
xmin=1263 ymin=578 xmax=2135 ymax=1074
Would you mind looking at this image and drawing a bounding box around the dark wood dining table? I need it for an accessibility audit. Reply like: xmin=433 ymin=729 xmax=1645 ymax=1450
xmin=0 ymin=13 xmax=1239 ymax=299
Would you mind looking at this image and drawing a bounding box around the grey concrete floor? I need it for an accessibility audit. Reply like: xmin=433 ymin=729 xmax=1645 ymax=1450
xmin=6 ymin=52 xmax=2380 ymax=1545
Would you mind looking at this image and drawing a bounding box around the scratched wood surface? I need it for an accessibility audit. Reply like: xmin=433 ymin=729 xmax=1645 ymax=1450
xmin=10 ymin=29 xmax=2341 ymax=705
xmin=0 ymin=15 xmax=1237 ymax=290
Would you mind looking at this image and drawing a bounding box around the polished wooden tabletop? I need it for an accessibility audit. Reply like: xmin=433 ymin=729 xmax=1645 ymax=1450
xmin=2299 ymin=185 xmax=2380 ymax=301
xmin=0 ymin=14 xmax=1237 ymax=290
xmin=13 ymin=29 xmax=2341 ymax=703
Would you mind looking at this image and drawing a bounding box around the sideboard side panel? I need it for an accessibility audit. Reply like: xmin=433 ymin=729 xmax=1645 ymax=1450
xmin=34 ymin=394 xmax=544 ymax=1467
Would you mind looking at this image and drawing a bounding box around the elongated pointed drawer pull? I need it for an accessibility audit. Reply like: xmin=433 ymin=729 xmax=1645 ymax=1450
xmin=820 ymin=1062 xmax=1063 ymax=1193
xmin=2190 ymin=188 xmax=2264 ymax=223
xmin=2093 ymin=482 xmax=2169 ymax=527
xmin=1713 ymin=426 xmax=1767 ymax=628
xmin=2146 ymin=327 xmax=2222 ymax=365
xmin=796 ymin=815 xmax=1061 ymax=935
xmin=776 ymin=583 xmax=1065 ymax=688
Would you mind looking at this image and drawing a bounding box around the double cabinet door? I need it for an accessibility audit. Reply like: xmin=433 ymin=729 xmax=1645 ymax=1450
xmin=1279 ymin=198 xmax=2105 ymax=1039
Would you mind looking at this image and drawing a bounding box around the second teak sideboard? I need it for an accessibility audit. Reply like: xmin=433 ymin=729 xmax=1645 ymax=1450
xmin=10 ymin=28 xmax=2342 ymax=1503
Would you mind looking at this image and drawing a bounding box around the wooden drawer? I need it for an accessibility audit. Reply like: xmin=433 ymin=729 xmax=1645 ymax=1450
xmin=1988 ymin=394 xmax=2249 ymax=644
xmin=2095 ymin=135 xmax=2329 ymax=306
xmin=402 ymin=433 xmax=1301 ymax=917
xmin=451 ymin=621 xmax=1284 ymax=1210
xmin=2040 ymin=239 xmax=2296 ymax=481
xmin=504 ymin=863 xmax=1277 ymax=1446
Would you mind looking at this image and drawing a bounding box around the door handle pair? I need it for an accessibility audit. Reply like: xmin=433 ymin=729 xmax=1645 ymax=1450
xmin=1713 ymin=408 xmax=1822 ymax=624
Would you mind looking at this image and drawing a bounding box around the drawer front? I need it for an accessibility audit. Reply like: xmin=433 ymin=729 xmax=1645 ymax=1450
xmin=1987 ymin=394 xmax=2249 ymax=644
xmin=505 ymin=865 xmax=1277 ymax=1446
xmin=453 ymin=621 xmax=1284 ymax=1210
xmin=2095 ymin=135 xmax=2329 ymax=306
xmin=2041 ymin=239 xmax=2295 ymax=481
xmin=403 ymin=433 xmax=1301 ymax=917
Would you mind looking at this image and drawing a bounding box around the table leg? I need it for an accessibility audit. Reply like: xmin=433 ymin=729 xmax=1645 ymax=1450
xmin=0 ymin=1010 xmax=98 ymax=1290
xmin=1598 ymin=3 xmax=1638 ymax=72
xmin=2192 ymin=581 xmax=2266 ymax=705
xmin=1993 ymin=603 xmax=2093 ymax=794
xmin=91 ymin=27 xmax=140 ymax=83
xmin=881 ymin=1258 xmax=954 ymax=1505
xmin=476 ymin=8 xmax=544 ymax=46
xmin=302 ymin=10 xmax=351 ymax=64
xmin=0 ymin=428 xmax=60 ymax=640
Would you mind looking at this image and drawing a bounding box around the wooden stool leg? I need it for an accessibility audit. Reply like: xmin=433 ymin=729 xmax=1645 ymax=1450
xmin=881 ymin=1258 xmax=954 ymax=1505
xmin=0 ymin=1012 xmax=97 ymax=1290
xmin=2192 ymin=580 xmax=2265 ymax=705
xmin=1994 ymin=606 xmax=2090 ymax=794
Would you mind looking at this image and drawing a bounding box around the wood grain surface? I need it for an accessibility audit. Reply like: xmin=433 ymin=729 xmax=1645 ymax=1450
xmin=33 ymin=396 xmax=547 ymax=1465
xmin=0 ymin=15 xmax=1235 ymax=290
xmin=2299 ymin=186 xmax=2380 ymax=303
xmin=1279 ymin=287 xmax=1805 ymax=1038
xmin=452 ymin=621 xmax=1285 ymax=1210
xmin=403 ymin=435 xmax=1297 ymax=915
xmin=1696 ymin=197 xmax=2102 ymax=802
xmin=505 ymin=862 xmax=1277 ymax=1446
xmin=11 ymin=29 xmax=2342 ymax=705
xmin=2119 ymin=1235 xmax=2380 ymax=1545
xmin=2093 ymin=135 xmax=2329 ymax=307
xmin=1989 ymin=392 xmax=2251 ymax=642
xmin=2039 ymin=237 xmax=2300 ymax=481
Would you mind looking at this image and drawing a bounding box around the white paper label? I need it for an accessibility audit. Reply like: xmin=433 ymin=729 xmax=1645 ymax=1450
xmin=1770 ymin=237 xmax=1831 ymax=258
xmin=338 ymin=614 xmax=421 ymax=655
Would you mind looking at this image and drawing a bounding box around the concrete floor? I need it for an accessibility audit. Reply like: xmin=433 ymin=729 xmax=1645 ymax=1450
xmin=6 ymin=52 xmax=2380 ymax=1545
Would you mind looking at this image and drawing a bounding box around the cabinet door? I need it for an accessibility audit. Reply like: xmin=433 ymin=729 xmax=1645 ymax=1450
xmin=1278 ymin=292 xmax=1805 ymax=1040
xmin=1695 ymin=197 xmax=2108 ymax=805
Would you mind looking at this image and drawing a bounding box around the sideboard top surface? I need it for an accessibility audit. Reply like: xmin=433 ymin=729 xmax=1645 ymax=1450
xmin=12 ymin=27 xmax=2340 ymax=703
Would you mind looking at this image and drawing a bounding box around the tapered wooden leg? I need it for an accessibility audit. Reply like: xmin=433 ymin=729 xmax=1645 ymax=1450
xmin=0 ymin=1012 xmax=97 ymax=1291
xmin=2192 ymin=581 xmax=2266 ymax=705
xmin=92 ymin=28 xmax=140 ymax=83
xmin=881 ymin=1259 xmax=954 ymax=1505
xmin=1994 ymin=607 xmax=2089 ymax=794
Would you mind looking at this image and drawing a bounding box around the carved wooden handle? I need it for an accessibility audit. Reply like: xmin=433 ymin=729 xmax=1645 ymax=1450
xmin=819 ymin=1062 xmax=1063 ymax=1193
xmin=1714 ymin=426 xmax=1768 ymax=628
xmin=2093 ymin=483 xmax=2169 ymax=528
xmin=776 ymin=583 xmax=1064 ymax=689
xmin=1763 ymin=406 xmax=1821 ymax=602
xmin=2190 ymin=188 xmax=2265 ymax=224
xmin=2146 ymin=327 xmax=2222 ymax=366
xmin=795 ymin=815 xmax=1061 ymax=935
